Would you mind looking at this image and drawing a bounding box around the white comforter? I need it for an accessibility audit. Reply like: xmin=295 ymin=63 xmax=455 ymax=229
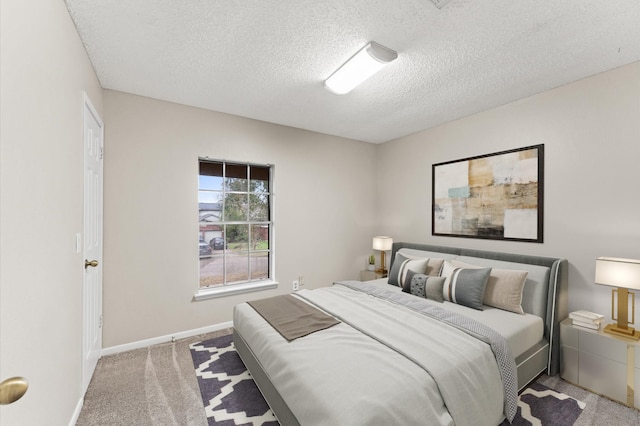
xmin=234 ymin=284 xmax=507 ymax=426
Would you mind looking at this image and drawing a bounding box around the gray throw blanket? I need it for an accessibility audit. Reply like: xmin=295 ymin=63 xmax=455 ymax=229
xmin=334 ymin=280 xmax=518 ymax=423
xmin=248 ymin=294 xmax=340 ymax=341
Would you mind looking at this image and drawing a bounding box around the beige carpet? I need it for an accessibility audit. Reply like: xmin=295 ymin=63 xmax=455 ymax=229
xmin=78 ymin=328 xmax=640 ymax=425
xmin=76 ymin=329 xmax=230 ymax=426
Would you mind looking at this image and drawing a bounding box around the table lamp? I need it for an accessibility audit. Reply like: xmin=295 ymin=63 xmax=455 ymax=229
xmin=373 ymin=236 xmax=393 ymax=274
xmin=595 ymin=257 xmax=640 ymax=340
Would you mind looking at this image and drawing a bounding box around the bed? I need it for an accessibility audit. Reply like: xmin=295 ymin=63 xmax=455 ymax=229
xmin=233 ymin=242 xmax=568 ymax=425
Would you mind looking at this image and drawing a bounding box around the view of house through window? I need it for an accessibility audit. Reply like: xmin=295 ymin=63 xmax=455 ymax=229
xmin=199 ymin=159 xmax=272 ymax=288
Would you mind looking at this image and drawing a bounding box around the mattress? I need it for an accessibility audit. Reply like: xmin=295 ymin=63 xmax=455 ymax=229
xmin=367 ymin=277 xmax=544 ymax=358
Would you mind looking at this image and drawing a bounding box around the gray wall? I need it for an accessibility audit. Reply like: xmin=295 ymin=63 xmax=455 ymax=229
xmin=102 ymin=90 xmax=378 ymax=347
xmin=377 ymin=61 xmax=640 ymax=316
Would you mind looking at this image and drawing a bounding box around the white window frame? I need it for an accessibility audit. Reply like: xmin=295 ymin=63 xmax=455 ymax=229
xmin=195 ymin=159 xmax=277 ymax=301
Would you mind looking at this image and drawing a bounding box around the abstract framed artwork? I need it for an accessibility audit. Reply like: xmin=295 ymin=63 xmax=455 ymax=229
xmin=432 ymin=144 xmax=544 ymax=243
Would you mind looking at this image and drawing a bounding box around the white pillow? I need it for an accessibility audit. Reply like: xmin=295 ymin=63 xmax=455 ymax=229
xmin=398 ymin=257 xmax=429 ymax=286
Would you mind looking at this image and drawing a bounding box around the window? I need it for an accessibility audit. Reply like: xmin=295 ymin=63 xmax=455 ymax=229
xmin=197 ymin=159 xmax=275 ymax=298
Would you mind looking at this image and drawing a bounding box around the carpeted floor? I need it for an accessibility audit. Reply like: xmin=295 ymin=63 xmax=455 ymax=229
xmin=77 ymin=329 xmax=232 ymax=426
xmin=78 ymin=329 xmax=640 ymax=425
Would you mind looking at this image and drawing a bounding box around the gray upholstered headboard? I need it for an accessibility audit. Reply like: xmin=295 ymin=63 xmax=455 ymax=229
xmin=390 ymin=242 xmax=568 ymax=375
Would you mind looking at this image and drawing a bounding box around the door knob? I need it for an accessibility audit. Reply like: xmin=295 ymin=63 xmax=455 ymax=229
xmin=0 ymin=377 xmax=28 ymax=405
xmin=85 ymin=259 xmax=99 ymax=268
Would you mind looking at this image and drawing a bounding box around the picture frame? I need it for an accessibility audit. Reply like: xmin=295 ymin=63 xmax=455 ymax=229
xmin=432 ymin=144 xmax=544 ymax=243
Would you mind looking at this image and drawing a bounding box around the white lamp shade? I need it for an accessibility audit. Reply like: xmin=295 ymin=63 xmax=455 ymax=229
xmin=325 ymin=42 xmax=398 ymax=95
xmin=595 ymin=257 xmax=640 ymax=290
xmin=372 ymin=236 xmax=393 ymax=251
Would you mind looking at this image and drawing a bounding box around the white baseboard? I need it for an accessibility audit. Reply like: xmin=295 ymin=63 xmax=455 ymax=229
xmin=69 ymin=396 xmax=84 ymax=426
xmin=101 ymin=321 xmax=233 ymax=357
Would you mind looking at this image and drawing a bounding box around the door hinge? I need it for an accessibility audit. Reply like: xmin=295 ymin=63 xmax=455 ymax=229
xmin=99 ymin=146 xmax=104 ymax=160
xmin=99 ymin=315 xmax=103 ymax=328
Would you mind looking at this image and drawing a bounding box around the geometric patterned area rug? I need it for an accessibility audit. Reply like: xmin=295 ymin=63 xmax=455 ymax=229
xmin=500 ymin=382 xmax=586 ymax=426
xmin=191 ymin=334 xmax=585 ymax=426
xmin=189 ymin=333 xmax=278 ymax=426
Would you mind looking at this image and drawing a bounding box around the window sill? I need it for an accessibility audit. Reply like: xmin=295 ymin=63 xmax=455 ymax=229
xmin=194 ymin=280 xmax=278 ymax=301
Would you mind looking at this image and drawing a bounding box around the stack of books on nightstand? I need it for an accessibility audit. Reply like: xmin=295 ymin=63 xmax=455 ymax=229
xmin=569 ymin=310 xmax=604 ymax=330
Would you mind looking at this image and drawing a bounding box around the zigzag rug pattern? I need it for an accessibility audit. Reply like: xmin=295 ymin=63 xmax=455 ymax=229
xmin=503 ymin=382 xmax=586 ymax=426
xmin=191 ymin=334 xmax=585 ymax=426
xmin=190 ymin=334 xmax=278 ymax=426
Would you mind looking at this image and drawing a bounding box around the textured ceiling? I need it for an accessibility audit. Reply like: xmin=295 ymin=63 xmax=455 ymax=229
xmin=65 ymin=0 xmax=640 ymax=143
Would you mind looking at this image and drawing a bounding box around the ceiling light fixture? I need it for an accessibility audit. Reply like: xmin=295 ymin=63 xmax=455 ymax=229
xmin=324 ymin=42 xmax=398 ymax=95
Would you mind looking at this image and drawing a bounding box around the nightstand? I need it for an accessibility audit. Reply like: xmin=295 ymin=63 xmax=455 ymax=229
xmin=360 ymin=270 xmax=387 ymax=281
xmin=560 ymin=318 xmax=640 ymax=408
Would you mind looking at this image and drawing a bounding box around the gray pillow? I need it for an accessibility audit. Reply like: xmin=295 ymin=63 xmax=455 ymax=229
xmin=402 ymin=270 xmax=445 ymax=303
xmin=441 ymin=261 xmax=491 ymax=310
xmin=449 ymin=260 xmax=527 ymax=314
xmin=387 ymin=253 xmax=428 ymax=287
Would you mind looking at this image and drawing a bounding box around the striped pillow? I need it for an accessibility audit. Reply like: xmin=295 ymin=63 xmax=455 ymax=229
xmin=446 ymin=260 xmax=528 ymax=314
xmin=387 ymin=253 xmax=429 ymax=287
xmin=441 ymin=261 xmax=491 ymax=310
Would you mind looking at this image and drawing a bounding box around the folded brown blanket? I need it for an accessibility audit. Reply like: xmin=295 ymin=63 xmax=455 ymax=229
xmin=248 ymin=294 xmax=340 ymax=341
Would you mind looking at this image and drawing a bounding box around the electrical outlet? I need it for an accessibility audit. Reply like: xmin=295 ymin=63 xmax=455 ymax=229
xmin=292 ymin=280 xmax=299 ymax=291
xmin=298 ymin=276 xmax=304 ymax=288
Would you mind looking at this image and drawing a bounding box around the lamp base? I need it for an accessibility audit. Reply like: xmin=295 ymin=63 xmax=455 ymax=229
xmin=603 ymin=323 xmax=640 ymax=340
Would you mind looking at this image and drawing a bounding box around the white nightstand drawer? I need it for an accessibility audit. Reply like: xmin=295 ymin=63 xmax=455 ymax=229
xmin=580 ymin=328 xmax=627 ymax=363
xmin=360 ymin=270 xmax=387 ymax=281
xmin=560 ymin=345 xmax=579 ymax=383
xmin=580 ymin=351 xmax=627 ymax=403
xmin=561 ymin=322 xmax=579 ymax=348
xmin=636 ymin=368 xmax=640 ymax=409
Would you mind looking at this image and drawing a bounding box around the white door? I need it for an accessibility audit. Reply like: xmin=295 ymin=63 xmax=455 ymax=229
xmin=82 ymin=92 xmax=104 ymax=393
